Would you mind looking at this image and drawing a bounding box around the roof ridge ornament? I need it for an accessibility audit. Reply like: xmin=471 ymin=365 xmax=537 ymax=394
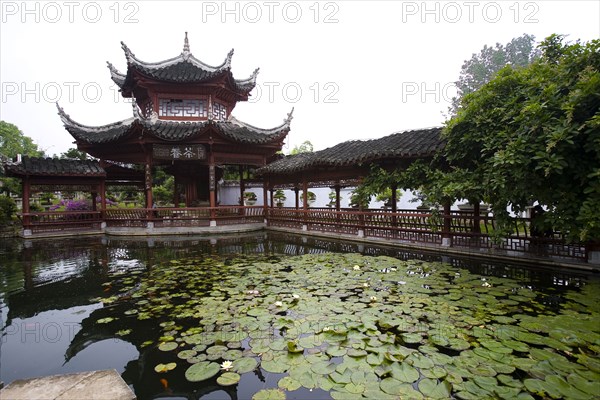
xmin=225 ymin=48 xmax=234 ymax=68
xmin=56 ymin=102 xmax=71 ymax=125
xmin=121 ymin=41 xmax=134 ymax=64
xmin=285 ymin=107 xmax=294 ymax=125
xmin=183 ymin=31 xmax=190 ymax=54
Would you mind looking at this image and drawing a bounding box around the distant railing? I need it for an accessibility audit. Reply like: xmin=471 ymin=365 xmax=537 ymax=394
xmin=17 ymin=206 xmax=588 ymax=261
xmin=19 ymin=211 xmax=103 ymax=234
xmin=267 ymin=208 xmax=587 ymax=261
xmin=104 ymin=206 xmax=265 ymax=227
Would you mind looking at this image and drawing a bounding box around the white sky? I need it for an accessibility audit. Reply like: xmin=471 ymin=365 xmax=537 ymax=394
xmin=1 ymin=0 xmax=599 ymax=157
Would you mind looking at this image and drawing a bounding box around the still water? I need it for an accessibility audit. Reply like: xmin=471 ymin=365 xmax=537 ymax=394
xmin=1 ymin=233 xmax=598 ymax=399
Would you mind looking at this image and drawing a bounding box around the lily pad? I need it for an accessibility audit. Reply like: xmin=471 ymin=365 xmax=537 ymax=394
xmin=217 ymin=372 xmax=241 ymax=386
xmin=252 ymin=389 xmax=286 ymax=400
xmin=390 ymin=362 xmax=420 ymax=383
xmin=380 ymin=378 xmax=424 ymax=398
xmin=184 ymin=361 xmax=220 ymax=382
xmin=278 ymin=376 xmax=302 ymax=391
xmin=158 ymin=342 xmax=178 ymax=352
xmin=418 ymin=378 xmax=452 ymax=399
xmin=177 ymin=350 xmax=197 ymax=359
xmin=154 ymin=362 xmax=177 ymax=373
xmin=232 ymin=357 xmax=258 ymax=374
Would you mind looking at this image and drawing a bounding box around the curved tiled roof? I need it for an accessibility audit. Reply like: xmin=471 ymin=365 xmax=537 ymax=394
xmin=57 ymin=103 xmax=292 ymax=145
xmin=5 ymin=157 xmax=105 ymax=177
xmin=57 ymin=104 xmax=136 ymax=144
xmin=257 ymin=127 xmax=444 ymax=175
xmin=109 ymin=34 xmax=258 ymax=94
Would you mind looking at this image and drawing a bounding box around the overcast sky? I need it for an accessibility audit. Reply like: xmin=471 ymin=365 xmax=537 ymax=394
xmin=1 ymin=0 xmax=598 ymax=157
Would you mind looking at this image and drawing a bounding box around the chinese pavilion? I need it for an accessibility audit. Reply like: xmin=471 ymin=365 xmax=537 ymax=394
xmin=57 ymin=32 xmax=292 ymax=209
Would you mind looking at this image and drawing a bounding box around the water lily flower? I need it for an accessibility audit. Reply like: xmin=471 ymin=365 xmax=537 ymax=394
xmin=370 ymin=296 xmax=377 ymax=302
xmin=220 ymin=360 xmax=233 ymax=371
xmin=353 ymin=265 xmax=360 ymax=270
xmin=363 ymin=282 xmax=370 ymax=288
xmin=397 ymin=281 xmax=407 ymax=285
xmin=275 ymin=301 xmax=283 ymax=307
xmin=292 ymin=294 xmax=300 ymax=299
xmin=323 ymin=326 xmax=330 ymax=332
xmin=391 ymin=268 xmax=397 ymax=272
xmin=482 ymin=282 xmax=492 ymax=288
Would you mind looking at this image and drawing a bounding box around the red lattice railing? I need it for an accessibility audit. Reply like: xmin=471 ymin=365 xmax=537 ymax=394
xmin=18 ymin=206 xmax=588 ymax=261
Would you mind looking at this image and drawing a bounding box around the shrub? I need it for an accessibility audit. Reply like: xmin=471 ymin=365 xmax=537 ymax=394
xmin=0 ymin=195 xmax=17 ymax=225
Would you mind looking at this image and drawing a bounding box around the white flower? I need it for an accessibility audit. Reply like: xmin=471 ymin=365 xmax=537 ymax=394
xmin=391 ymin=268 xmax=397 ymax=272
xmin=220 ymin=360 xmax=233 ymax=371
xmin=274 ymin=301 xmax=283 ymax=307
xmin=292 ymin=294 xmax=300 ymax=299
xmin=353 ymin=265 xmax=361 ymax=270
xmin=482 ymin=282 xmax=492 ymax=288
xmin=323 ymin=326 xmax=330 ymax=332
xmin=370 ymin=296 xmax=377 ymax=302
xmin=363 ymin=282 xmax=370 ymax=288
xmin=397 ymin=281 xmax=407 ymax=285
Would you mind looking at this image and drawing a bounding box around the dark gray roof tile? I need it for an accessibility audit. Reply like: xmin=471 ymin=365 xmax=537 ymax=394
xmin=6 ymin=157 xmax=105 ymax=177
xmin=257 ymin=127 xmax=444 ymax=175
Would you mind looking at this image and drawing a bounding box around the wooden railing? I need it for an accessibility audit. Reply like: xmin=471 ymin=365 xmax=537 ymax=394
xmin=104 ymin=206 xmax=265 ymax=228
xmin=267 ymin=208 xmax=587 ymax=261
xmin=17 ymin=207 xmax=588 ymax=261
xmin=19 ymin=211 xmax=103 ymax=234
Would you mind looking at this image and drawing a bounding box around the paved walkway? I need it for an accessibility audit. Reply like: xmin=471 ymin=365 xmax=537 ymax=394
xmin=0 ymin=370 xmax=135 ymax=400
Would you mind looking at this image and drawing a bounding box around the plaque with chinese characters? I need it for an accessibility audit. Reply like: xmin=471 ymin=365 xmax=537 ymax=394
xmin=153 ymin=145 xmax=207 ymax=160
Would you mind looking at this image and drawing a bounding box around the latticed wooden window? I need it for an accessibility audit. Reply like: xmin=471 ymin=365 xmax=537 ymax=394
xmin=212 ymin=102 xmax=227 ymax=121
xmin=158 ymin=99 xmax=207 ymax=118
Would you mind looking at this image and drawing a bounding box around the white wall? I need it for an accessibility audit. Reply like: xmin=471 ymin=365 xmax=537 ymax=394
xmin=218 ymin=184 xmax=427 ymax=209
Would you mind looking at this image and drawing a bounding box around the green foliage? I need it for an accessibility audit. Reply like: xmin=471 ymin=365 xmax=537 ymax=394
xmin=59 ymin=148 xmax=92 ymax=160
xmin=0 ymin=195 xmax=16 ymax=225
xmin=301 ymin=190 xmax=316 ymax=204
xmin=290 ymin=140 xmax=314 ymax=155
xmin=375 ymin=187 xmax=402 ymax=208
xmin=0 ymin=121 xmax=44 ymax=159
xmin=327 ymin=190 xmax=342 ymax=208
xmin=273 ymin=189 xmax=286 ymax=205
xmin=450 ymin=34 xmax=539 ymax=114
xmin=443 ymin=35 xmax=600 ymax=241
xmin=0 ymin=121 xmax=44 ymax=196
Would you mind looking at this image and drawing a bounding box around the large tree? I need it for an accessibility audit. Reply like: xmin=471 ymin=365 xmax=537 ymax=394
xmin=450 ymin=34 xmax=539 ymax=114
xmin=440 ymin=35 xmax=600 ymax=242
xmin=0 ymin=121 xmax=44 ymax=196
xmin=0 ymin=121 xmax=43 ymax=159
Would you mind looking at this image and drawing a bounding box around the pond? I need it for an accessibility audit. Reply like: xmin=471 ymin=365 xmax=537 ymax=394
xmin=1 ymin=233 xmax=599 ymax=399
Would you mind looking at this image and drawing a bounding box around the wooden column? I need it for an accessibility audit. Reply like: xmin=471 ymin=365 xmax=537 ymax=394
xmin=391 ymin=183 xmax=398 ymax=228
xmin=391 ymin=184 xmax=398 ymax=213
xmin=472 ymin=202 xmax=481 ymax=234
xmin=302 ymin=179 xmax=308 ymax=210
xmin=209 ymin=160 xmax=216 ymax=222
xmin=145 ymin=163 xmax=153 ymax=221
xmin=294 ymin=187 xmax=300 ymax=210
xmin=442 ymin=200 xmax=452 ymax=246
xmin=91 ymin=191 xmax=97 ymax=211
xmin=335 ymin=185 xmax=341 ymax=211
xmin=172 ymin=176 xmax=178 ymax=207
xmin=100 ymin=180 xmax=107 ymax=212
xmin=239 ymin=166 xmax=245 ymax=206
xmin=269 ymin=188 xmax=274 ymax=209
xmin=22 ymin=176 xmax=31 ymax=228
